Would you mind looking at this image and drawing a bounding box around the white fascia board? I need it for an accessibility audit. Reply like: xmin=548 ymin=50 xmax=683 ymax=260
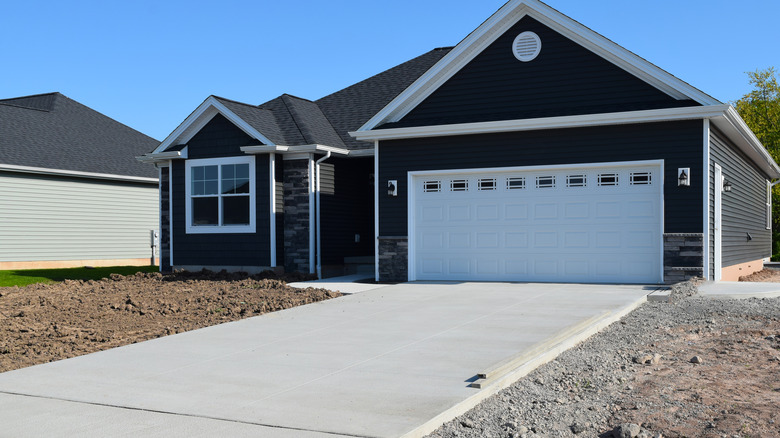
xmin=357 ymin=0 xmax=718 ymax=132
xmin=714 ymin=107 xmax=780 ymax=179
xmin=154 ymin=96 xmax=276 ymax=154
xmin=352 ymin=105 xmax=729 ymax=141
xmin=0 ymin=164 xmax=158 ymax=184
xmin=241 ymin=145 xmax=290 ymax=154
xmin=242 ymin=144 xmax=361 ymax=157
xmin=136 ymin=149 xmax=188 ymax=164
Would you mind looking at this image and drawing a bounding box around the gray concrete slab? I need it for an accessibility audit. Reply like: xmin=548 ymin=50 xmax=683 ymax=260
xmin=289 ymin=274 xmax=388 ymax=294
xmin=647 ymin=281 xmax=780 ymax=301
xmin=0 ymin=282 xmax=649 ymax=438
xmin=698 ymin=281 xmax=780 ymax=299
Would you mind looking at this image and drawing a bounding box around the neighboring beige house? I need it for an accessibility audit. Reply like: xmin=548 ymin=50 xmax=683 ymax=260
xmin=0 ymin=92 xmax=159 ymax=269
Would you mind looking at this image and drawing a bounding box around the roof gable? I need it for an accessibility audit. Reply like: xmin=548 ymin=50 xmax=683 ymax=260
xmin=384 ymin=15 xmax=700 ymax=129
xmin=359 ymin=0 xmax=719 ymax=132
xmin=154 ymin=96 xmax=279 ymax=154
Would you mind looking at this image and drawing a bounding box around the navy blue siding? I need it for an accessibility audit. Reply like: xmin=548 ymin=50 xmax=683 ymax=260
xmin=379 ymin=120 xmax=703 ymax=236
xmin=710 ymin=126 xmax=771 ymax=269
xmin=187 ymin=113 xmax=262 ymax=159
xmin=386 ymin=16 xmax=697 ymax=129
xmin=172 ymin=114 xmax=271 ymax=267
xmin=320 ymin=157 xmax=375 ymax=264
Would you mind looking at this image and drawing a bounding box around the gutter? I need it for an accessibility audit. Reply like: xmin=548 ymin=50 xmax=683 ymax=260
xmin=315 ymin=151 xmax=332 ymax=279
xmin=0 ymin=163 xmax=158 ymax=184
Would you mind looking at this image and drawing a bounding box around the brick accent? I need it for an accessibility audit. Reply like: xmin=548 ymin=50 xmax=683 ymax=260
xmin=283 ymin=159 xmax=311 ymax=273
xmin=378 ymin=237 xmax=408 ymax=282
xmin=663 ymin=233 xmax=703 ymax=284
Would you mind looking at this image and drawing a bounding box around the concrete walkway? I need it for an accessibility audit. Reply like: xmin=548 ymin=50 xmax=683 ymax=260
xmin=0 ymin=282 xmax=651 ymax=437
xmin=697 ymin=281 xmax=780 ymax=299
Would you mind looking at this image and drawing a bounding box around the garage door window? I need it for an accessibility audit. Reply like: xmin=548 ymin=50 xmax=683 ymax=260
xmin=598 ymin=173 xmax=619 ymax=186
xmin=507 ymin=177 xmax=526 ymax=190
xmin=451 ymin=179 xmax=469 ymax=191
xmin=424 ymin=180 xmax=441 ymax=193
xmin=566 ymin=174 xmax=586 ymax=187
xmin=536 ymin=176 xmax=555 ymax=188
xmin=478 ymin=178 xmax=497 ymax=191
xmin=630 ymin=172 xmax=652 ymax=185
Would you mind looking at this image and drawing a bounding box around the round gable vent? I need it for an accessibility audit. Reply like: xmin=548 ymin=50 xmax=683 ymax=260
xmin=512 ymin=31 xmax=541 ymax=62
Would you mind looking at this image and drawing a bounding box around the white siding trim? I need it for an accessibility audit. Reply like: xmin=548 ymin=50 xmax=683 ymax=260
xmin=714 ymin=164 xmax=723 ymax=281
xmin=375 ymin=141 xmax=380 ymax=281
xmin=703 ymin=119 xmax=710 ymax=280
xmin=353 ymin=105 xmax=729 ymax=142
xmin=269 ymin=153 xmax=277 ymax=267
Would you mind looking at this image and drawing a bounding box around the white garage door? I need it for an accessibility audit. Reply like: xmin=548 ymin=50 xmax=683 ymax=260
xmin=410 ymin=162 xmax=662 ymax=283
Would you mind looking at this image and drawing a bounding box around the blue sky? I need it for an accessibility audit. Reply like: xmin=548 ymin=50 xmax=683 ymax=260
xmin=2 ymin=0 xmax=778 ymax=141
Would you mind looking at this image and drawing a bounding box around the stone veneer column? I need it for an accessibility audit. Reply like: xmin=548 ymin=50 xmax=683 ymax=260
xmin=663 ymin=233 xmax=704 ymax=284
xmin=283 ymin=159 xmax=311 ymax=273
xmin=378 ymin=237 xmax=408 ymax=282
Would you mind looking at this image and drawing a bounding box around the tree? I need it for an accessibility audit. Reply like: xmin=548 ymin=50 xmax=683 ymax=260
xmin=734 ymin=67 xmax=780 ymax=256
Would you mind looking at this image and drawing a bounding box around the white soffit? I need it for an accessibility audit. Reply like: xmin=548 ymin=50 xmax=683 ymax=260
xmin=358 ymin=0 xmax=719 ymax=132
xmin=153 ymin=96 xmax=276 ymax=154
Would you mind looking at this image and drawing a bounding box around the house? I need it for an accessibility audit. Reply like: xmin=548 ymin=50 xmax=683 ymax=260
xmin=0 ymin=92 xmax=159 ymax=269
xmin=140 ymin=0 xmax=779 ymax=284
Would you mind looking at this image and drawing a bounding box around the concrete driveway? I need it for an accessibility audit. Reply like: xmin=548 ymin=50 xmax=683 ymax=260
xmin=0 ymin=282 xmax=652 ymax=437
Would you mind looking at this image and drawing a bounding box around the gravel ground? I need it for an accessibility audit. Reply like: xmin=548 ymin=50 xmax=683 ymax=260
xmin=428 ymin=290 xmax=780 ymax=438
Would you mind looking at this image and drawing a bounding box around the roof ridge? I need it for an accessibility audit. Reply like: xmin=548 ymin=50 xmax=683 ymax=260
xmin=0 ymin=92 xmax=62 ymax=112
xmin=279 ymin=95 xmax=311 ymax=144
xmin=280 ymin=93 xmax=315 ymax=103
xmin=212 ymin=95 xmax=271 ymax=110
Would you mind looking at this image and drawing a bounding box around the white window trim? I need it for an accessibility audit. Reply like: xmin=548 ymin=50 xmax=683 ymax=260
xmin=185 ymin=156 xmax=256 ymax=234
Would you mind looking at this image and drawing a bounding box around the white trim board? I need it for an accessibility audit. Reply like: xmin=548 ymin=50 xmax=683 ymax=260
xmin=183 ymin=156 xmax=257 ymax=235
xmin=0 ymin=163 xmax=158 ymax=184
xmin=352 ymin=105 xmax=780 ymax=180
xmin=358 ymin=0 xmax=718 ymax=132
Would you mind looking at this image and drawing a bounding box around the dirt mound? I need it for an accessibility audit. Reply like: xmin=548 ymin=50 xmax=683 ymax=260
xmin=0 ymin=271 xmax=338 ymax=373
xmin=739 ymin=268 xmax=780 ymax=282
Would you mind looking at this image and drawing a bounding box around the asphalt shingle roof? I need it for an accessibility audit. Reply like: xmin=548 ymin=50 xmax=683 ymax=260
xmin=316 ymin=47 xmax=452 ymax=150
xmin=0 ymin=93 xmax=158 ymax=179
xmin=167 ymin=48 xmax=452 ymax=152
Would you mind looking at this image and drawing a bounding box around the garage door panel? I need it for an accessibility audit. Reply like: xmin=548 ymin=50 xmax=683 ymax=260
xmin=413 ymin=163 xmax=662 ymax=283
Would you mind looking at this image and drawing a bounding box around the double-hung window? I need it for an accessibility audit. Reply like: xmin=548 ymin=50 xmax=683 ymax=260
xmin=185 ymin=156 xmax=255 ymax=234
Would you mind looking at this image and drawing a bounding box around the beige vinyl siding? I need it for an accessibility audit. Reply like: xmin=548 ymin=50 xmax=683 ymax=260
xmin=0 ymin=172 xmax=158 ymax=262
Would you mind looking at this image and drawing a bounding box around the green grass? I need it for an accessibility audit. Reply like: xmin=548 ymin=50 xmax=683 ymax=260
xmin=0 ymin=265 xmax=159 ymax=287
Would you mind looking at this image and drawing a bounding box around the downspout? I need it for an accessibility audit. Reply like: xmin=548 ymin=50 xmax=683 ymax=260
xmin=315 ymin=151 xmax=332 ymax=279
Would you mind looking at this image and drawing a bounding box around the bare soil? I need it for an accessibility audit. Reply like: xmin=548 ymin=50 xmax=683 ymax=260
xmin=0 ymin=270 xmax=340 ymax=373
xmin=739 ymin=268 xmax=780 ymax=282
